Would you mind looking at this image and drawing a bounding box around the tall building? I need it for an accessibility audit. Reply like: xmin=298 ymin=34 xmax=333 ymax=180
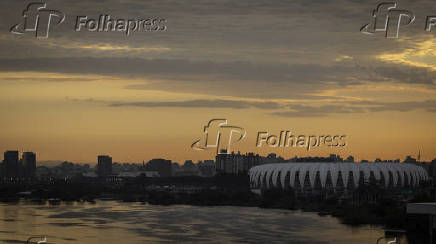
xmin=97 ymin=155 xmax=112 ymax=178
xmin=3 ymin=151 xmax=19 ymax=178
xmin=22 ymin=152 xmax=36 ymax=178
xmin=146 ymin=159 xmax=172 ymax=177
xmin=216 ymin=151 xmax=264 ymax=174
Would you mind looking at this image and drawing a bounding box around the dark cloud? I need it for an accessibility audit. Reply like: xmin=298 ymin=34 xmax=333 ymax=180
xmin=271 ymin=104 xmax=366 ymax=117
xmin=0 ymin=0 xmax=435 ymax=100
xmin=0 ymin=0 xmax=427 ymax=62
xmin=109 ymin=99 xmax=282 ymax=109
xmin=372 ymin=65 xmax=436 ymax=85
xmin=367 ymin=100 xmax=436 ymax=113
xmin=0 ymin=56 xmax=434 ymax=99
xmin=102 ymin=98 xmax=436 ymax=117
xmin=0 ymin=57 xmax=351 ymax=83
xmin=272 ymin=100 xmax=436 ymax=117
xmin=2 ymin=77 xmax=96 ymax=82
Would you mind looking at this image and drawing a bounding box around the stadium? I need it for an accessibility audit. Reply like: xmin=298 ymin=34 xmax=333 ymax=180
xmin=249 ymin=163 xmax=429 ymax=192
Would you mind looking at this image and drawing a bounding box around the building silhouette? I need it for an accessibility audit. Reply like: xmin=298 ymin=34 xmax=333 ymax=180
xmin=216 ymin=150 xmax=265 ymax=174
xmin=22 ymin=152 xmax=36 ymax=178
xmin=3 ymin=151 xmax=19 ymax=178
xmin=404 ymin=155 xmax=417 ymax=163
xmin=345 ymin=156 xmax=355 ymax=162
xmin=97 ymin=155 xmax=112 ymax=178
xmin=1 ymin=151 xmax=37 ymax=179
xmin=146 ymin=159 xmax=172 ymax=177
xmin=173 ymin=160 xmax=199 ymax=176
xmin=198 ymin=160 xmax=216 ymax=177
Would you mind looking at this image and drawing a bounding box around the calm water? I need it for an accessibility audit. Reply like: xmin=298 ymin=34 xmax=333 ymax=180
xmin=0 ymin=200 xmax=398 ymax=243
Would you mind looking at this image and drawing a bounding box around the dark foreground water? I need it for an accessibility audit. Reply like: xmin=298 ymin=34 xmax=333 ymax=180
xmin=0 ymin=200 xmax=402 ymax=243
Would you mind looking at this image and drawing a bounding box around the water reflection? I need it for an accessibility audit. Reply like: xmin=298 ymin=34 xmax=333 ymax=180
xmin=0 ymin=200 xmax=397 ymax=243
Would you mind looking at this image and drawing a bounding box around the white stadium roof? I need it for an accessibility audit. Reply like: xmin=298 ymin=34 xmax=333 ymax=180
xmin=249 ymin=162 xmax=429 ymax=190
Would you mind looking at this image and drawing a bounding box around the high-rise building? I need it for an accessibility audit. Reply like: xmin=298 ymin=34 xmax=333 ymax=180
xmin=146 ymin=159 xmax=172 ymax=177
xmin=216 ymin=151 xmax=264 ymax=174
xmin=3 ymin=151 xmax=19 ymax=178
xmin=22 ymin=152 xmax=36 ymax=178
xmin=97 ymin=155 xmax=112 ymax=178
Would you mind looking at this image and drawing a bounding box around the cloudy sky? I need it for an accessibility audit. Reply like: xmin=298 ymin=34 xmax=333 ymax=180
xmin=0 ymin=0 xmax=435 ymax=163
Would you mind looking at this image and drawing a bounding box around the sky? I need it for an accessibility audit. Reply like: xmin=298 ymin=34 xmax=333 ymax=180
xmin=0 ymin=0 xmax=435 ymax=164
